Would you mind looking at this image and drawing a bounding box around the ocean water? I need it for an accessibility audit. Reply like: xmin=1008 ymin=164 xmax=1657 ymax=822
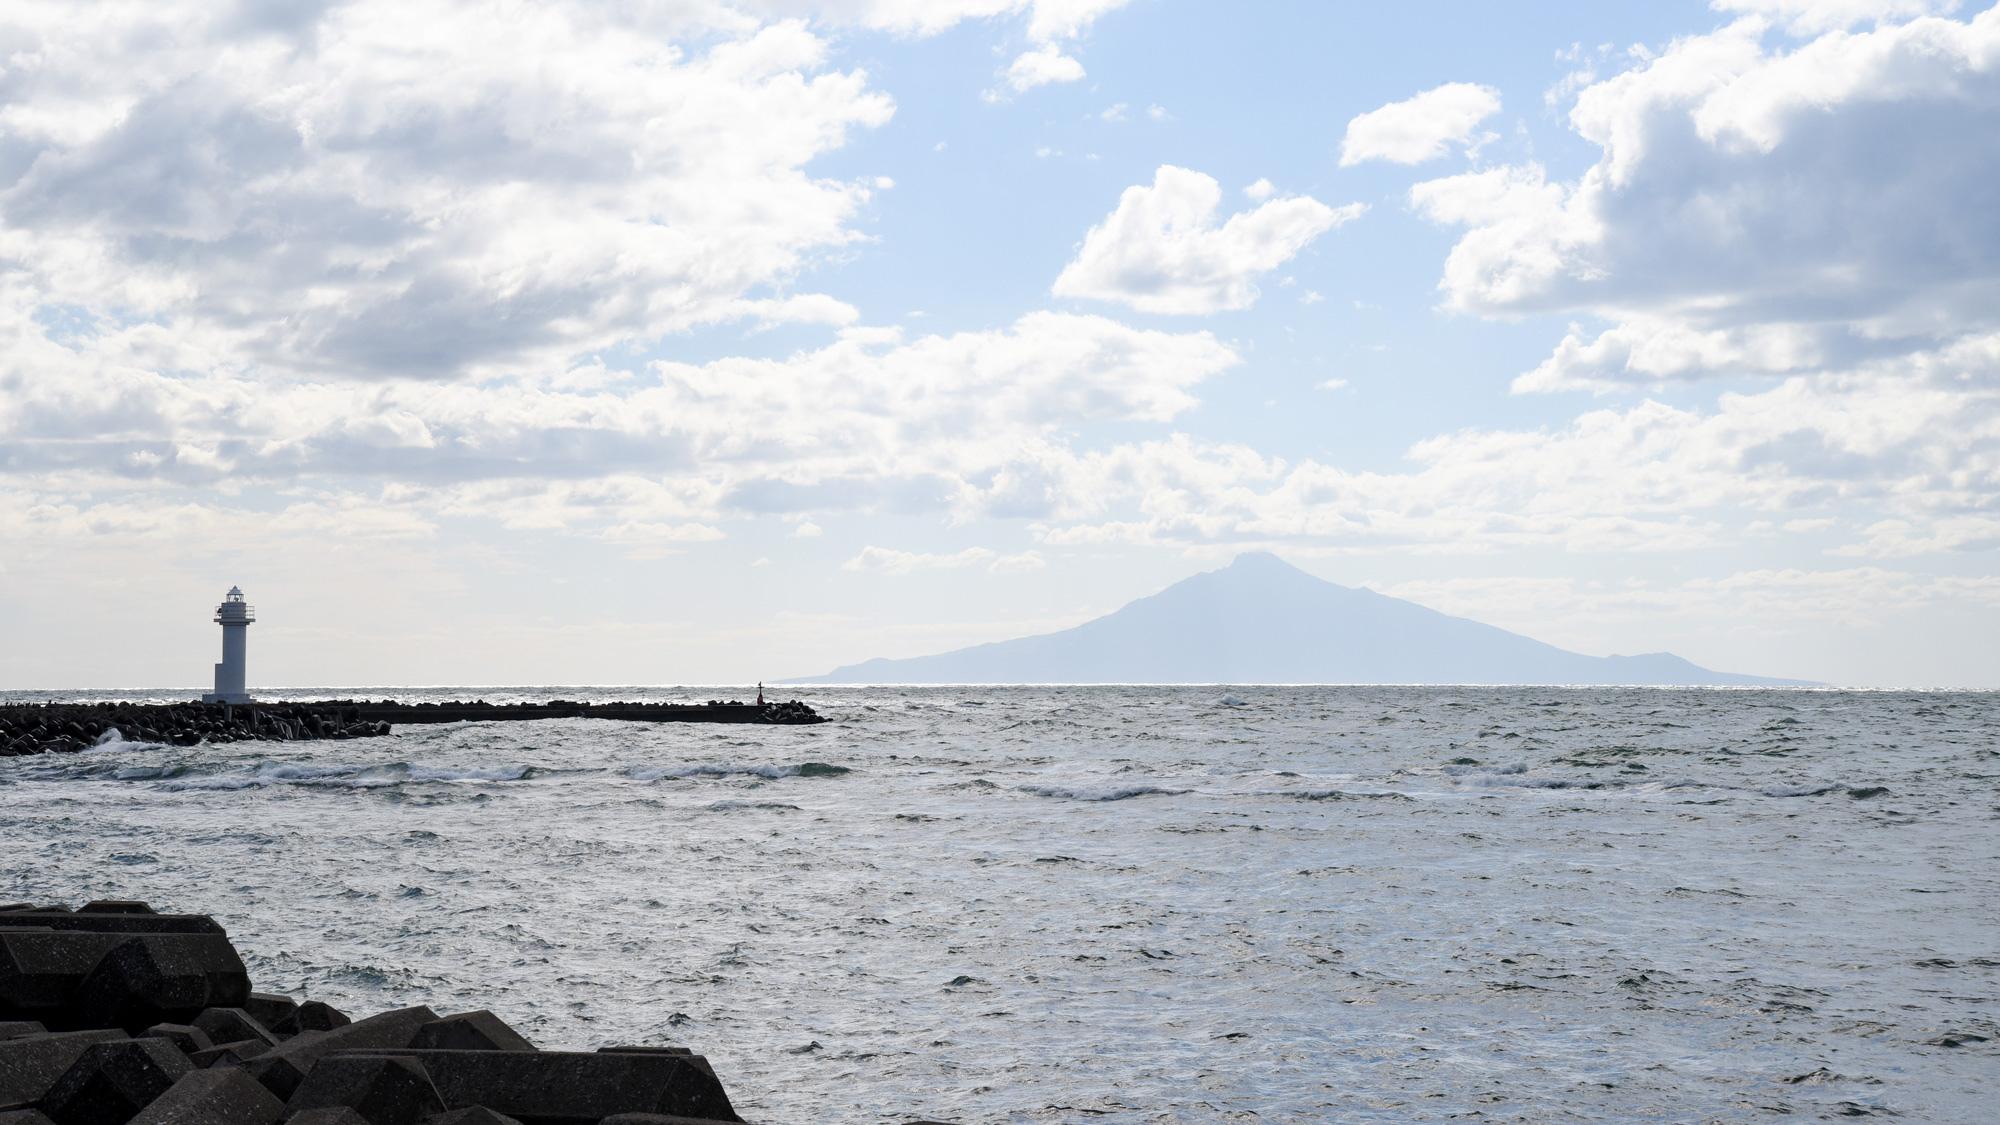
xmin=1 ymin=685 xmax=1995 ymax=1124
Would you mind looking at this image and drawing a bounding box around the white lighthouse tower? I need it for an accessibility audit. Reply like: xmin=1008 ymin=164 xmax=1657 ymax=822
xmin=202 ymin=587 xmax=256 ymax=704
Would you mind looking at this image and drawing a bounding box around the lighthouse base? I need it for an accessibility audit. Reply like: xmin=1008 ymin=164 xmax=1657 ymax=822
xmin=201 ymin=692 xmax=254 ymax=704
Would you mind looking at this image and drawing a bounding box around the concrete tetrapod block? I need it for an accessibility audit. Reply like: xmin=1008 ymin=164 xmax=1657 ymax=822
xmin=0 ymin=1109 xmax=56 ymax=1125
xmin=406 ymin=1016 xmax=531 ymax=1054
xmin=0 ymin=1027 xmax=48 ymax=1044
xmin=283 ymin=1109 xmax=367 ymax=1125
xmin=0 ymin=1031 xmax=129 ymax=1109
xmin=0 ymin=934 xmax=128 ymax=1022
xmin=70 ymin=938 xmax=251 ymax=1035
xmin=37 ymin=1038 xmax=192 ymax=1125
xmin=336 ymin=1051 xmax=742 ymax=1125
xmin=0 ymin=923 xmax=222 ymax=941
xmin=233 ymin=1004 xmax=291 ymax=1042
xmin=425 ymin=1107 xmax=521 ymax=1125
xmin=137 ymin=1030 xmax=210 ymax=1061
xmin=285 ymin=1057 xmax=444 ymax=1125
xmin=590 ymin=1051 xmax=714 ymax=1083
xmin=187 ymin=1018 xmax=269 ymax=1054
xmin=267 ymin=1006 xmax=346 ymax=1041
xmin=186 ymin=1043 xmax=267 ymax=1070
xmin=242 ymin=1009 xmax=436 ymax=1102
xmin=72 ymin=910 xmax=152 ymax=920
xmin=122 ymin=1069 xmax=282 ymax=1125
xmin=600 ymin=1104 xmax=752 ymax=1112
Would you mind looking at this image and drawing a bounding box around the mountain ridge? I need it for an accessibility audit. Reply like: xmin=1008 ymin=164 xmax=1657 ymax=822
xmin=785 ymin=552 xmax=1816 ymax=686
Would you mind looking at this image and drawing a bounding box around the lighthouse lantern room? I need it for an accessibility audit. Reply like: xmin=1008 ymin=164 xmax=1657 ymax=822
xmin=202 ymin=586 xmax=256 ymax=704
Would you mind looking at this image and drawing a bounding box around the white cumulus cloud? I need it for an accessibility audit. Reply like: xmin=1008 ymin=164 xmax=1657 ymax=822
xmin=759 ymin=0 xmax=1131 ymax=39
xmin=1340 ymin=82 xmax=1503 ymax=166
xmin=0 ymin=310 xmax=1240 ymax=526
xmin=1412 ymin=8 xmax=2000 ymax=391
xmin=1006 ymin=43 xmax=1087 ymax=91
xmin=1710 ymin=0 xmax=1957 ymax=34
xmin=0 ymin=0 xmax=894 ymax=383
xmin=1053 ymin=166 xmax=1363 ymax=315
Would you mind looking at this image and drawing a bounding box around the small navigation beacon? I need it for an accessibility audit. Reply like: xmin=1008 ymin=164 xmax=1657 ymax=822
xmin=201 ymin=586 xmax=256 ymax=704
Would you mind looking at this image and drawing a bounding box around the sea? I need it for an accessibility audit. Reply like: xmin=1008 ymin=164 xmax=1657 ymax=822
xmin=1 ymin=685 xmax=1995 ymax=1124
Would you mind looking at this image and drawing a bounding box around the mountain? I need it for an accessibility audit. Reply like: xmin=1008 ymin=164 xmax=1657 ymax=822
xmin=786 ymin=552 xmax=1815 ymax=685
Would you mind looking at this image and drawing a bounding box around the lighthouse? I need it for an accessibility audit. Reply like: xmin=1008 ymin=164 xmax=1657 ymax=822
xmin=202 ymin=587 xmax=256 ymax=704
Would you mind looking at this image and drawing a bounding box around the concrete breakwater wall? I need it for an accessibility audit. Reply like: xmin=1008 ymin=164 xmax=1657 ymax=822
xmin=0 ymin=900 xmax=776 ymax=1125
xmin=0 ymin=699 xmax=826 ymax=757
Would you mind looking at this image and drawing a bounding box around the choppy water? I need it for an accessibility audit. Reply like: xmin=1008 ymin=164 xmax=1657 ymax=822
xmin=2 ymin=686 xmax=1996 ymax=1124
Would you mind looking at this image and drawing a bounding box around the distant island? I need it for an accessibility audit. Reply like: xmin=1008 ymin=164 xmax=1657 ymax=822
xmin=787 ymin=552 xmax=1817 ymax=685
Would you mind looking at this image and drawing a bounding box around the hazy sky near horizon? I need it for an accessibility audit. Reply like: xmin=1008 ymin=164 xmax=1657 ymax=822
xmin=3 ymin=0 xmax=1998 ymax=688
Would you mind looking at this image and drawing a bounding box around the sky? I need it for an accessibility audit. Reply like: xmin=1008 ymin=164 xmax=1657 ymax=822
xmin=2 ymin=0 xmax=1997 ymax=689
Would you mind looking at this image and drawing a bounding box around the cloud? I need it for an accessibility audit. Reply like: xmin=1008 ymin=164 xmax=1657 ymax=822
xmin=792 ymin=0 xmax=1131 ymax=94
xmin=0 ymin=1 xmax=894 ymax=384
xmin=789 ymin=521 xmax=824 ymax=537
xmin=1710 ymin=0 xmax=1957 ymax=34
xmin=1018 ymin=333 xmax=2000 ymax=561
xmin=767 ymin=0 xmax=1131 ymax=39
xmin=1413 ymin=9 xmax=2000 ymax=390
xmin=845 ymin=545 xmax=996 ymax=573
xmin=1006 ymin=43 xmax=1087 ymax=90
xmin=1052 ymin=166 xmax=1363 ymax=315
xmin=0 ymin=309 xmax=1239 ymax=525
xmin=988 ymin=550 xmax=1046 ymax=572
xmin=1340 ymin=83 xmax=1503 ymax=166
xmin=598 ymin=520 xmax=729 ymax=559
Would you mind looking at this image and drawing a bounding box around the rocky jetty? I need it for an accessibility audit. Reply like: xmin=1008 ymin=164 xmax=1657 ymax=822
xmin=0 ymin=700 xmax=827 ymax=758
xmin=342 ymin=701 xmax=825 ymax=728
xmin=0 ymin=704 xmax=390 ymax=756
xmin=0 ymin=901 xmax=754 ymax=1125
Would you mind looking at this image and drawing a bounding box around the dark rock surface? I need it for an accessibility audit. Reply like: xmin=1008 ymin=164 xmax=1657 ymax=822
xmin=236 ymin=1005 xmax=292 ymax=1041
xmin=189 ymin=1044 xmax=269 ymax=1069
xmin=407 ymin=1017 xmax=529 ymax=1056
xmin=598 ymin=1115 xmax=740 ymax=1125
xmin=71 ymin=940 xmax=250 ymax=1036
xmin=0 ymin=698 xmax=827 ymax=758
xmin=39 ymin=1039 xmax=192 ymax=1125
xmin=279 ymin=1111 xmax=364 ymax=1125
xmin=0 ymin=1031 xmax=130 ymax=1108
xmin=342 ymin=702 xmax=823 ymax=728
xmin=427 ymin=1108 xmax=522 ymax=1125
xmin=0 ymin=706 xmax=389 ymax=757
xmin=188 ymin=1017 xmax=271 ymax=1054
xmin=329 ymin=1053 xmax=737 ymax=1125
xmin=137 ymin=1029 xmax=210 ymax=1059
xmin=284 ymin=1057 xmax=443 ymax=1125
xmin=126 ymin=1069 xmax=284 ymax=1125
xmin=245 ymin=1009 xmax=437 ymax=1102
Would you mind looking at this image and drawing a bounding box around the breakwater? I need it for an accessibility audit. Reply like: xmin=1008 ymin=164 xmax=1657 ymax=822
xmin=0 ymin=699 xmax=825 ymax=757
xmin=0 ymin=899 xmax=770 ymax=1125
